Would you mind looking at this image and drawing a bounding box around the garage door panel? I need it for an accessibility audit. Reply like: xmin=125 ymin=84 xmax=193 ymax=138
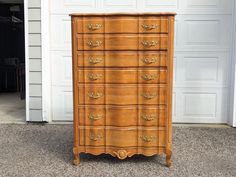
xmin=178 ymin=0 xmax=233 ymax=14
xmin=173 ymin=88 xmax=228 ymax=123
xmin=176 ymin=15 xmax=232 ymax=51
xmin=50 ymin=15 xmax=71 ymax=51
xmin=174 ymin=52 xmax=229 ymax=87
xmin=51 ymin=51 xmax=72 ymax=86
xmin=52 ymin=87 xmax=73 ymax=121
xmin=50 ymin=0 xmax=97 ymax=14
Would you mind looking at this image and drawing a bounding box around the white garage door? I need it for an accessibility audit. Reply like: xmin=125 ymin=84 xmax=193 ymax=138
xmin=49 ymin=0 xmax=234 ymax=123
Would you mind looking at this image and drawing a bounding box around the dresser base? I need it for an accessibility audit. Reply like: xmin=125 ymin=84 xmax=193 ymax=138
xmin=73 ymin=146 xmax=172 ymax=167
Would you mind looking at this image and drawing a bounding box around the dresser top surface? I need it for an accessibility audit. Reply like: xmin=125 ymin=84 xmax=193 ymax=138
xmin=70 ymin=12 xmax=176 ymax=17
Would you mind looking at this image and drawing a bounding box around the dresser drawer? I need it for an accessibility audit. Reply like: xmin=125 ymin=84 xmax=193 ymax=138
xmin=78 ymin=84 xmax=167 ymax=105
xmin=78 ymin=69 xmax=167 ymax=84
xmin=76 ymin=16 xmax=169 ymax=34
xmin=79 ymin=127 xmax=165 ymax=147
xmin=78 ymin=105 xmax=166 ymax=127
xmin=77 ymin=34 xmax=168 ymax=51
xmin=77 ymin=51 xmax=168 ymax=67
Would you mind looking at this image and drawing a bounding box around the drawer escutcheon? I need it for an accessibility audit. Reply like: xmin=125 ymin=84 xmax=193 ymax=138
xmin=87 ymin=24 xmax=103 ymax=31
xmin=87 ymin=73 xmax=103 ymax=81
xmin=140 ymin=135 xmax=156 ymax=142
xmin=88 ymin=113 xmax=103 ymax=121
xmin=142 ymin=93 xmax=157 ymax=100
xmin=87 ymin=40 xmax=103 ymax=48
xmin=141 ymin=74 xmax=157 ymax=81
xmin=88 ymin=92 xmax=103 ymax=99
xmin=88 ymin=57 xmax=103 ymax=64
xmin=89 ymin=133 xmax=103 ymax=141
xmin=142 ymin=24 xmax=159 ymax=30
xmin=142 ymin=57 xmax=158 ymax=64
xmin=141 ymin=40 xmax=159 ymax=48
xmin=141 ymin=114 xmax=157 ymax=121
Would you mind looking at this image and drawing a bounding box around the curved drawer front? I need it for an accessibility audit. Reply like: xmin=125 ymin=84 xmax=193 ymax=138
xmin=77 ymin=34 xmax=168 ymax=51
xmin=77 ymin=51 xmax=168 ymax=67
xmin=78 ymin=105 xmax=166 ymax=127
xmin=78 ymin=84 xmax=167 ymax=105
xmin=76 ymin=16 xmax=169 ymax=34
xmin=78 ymin=69 xmax=167 ymax=84
xmin=79 ymin=127 xmax=165 ymax=147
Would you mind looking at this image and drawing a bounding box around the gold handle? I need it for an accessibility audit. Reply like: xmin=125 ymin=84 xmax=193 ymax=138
xmin=141 ymin=41 xmax=159 ymax=48
xmin=142 ymin=57 xmax=158 ymax=64
xmin=88 ymin=57 xmax=103 ymax=64
xmin=88 ymin=113 xmax=103 ymax=121
xmin=87 ymin=73 xmax=103 ymax=81
xmin=89 ymin=133 xmax=103 ymax=141
xmin=87 ymin=24 xmax=102 ymax=31
xmin=142 ymin=24 xmax=159 ymax=30
xmin=141 ymin=74 xmax=157 ymax=81
xmin=88 ymin=92 xmax=103 ymax=99
xmin=142 ymin=93 xmax=157 ymax=100
xmin=140 ymin=135 xmax=156 ymax=142
xmin=87 ymin=41 xmax=102 ymax=48
xmin=141 ymin=114 xmax=156 ymax=121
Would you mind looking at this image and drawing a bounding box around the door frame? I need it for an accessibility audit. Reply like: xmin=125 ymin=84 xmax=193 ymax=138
xmin=229 ymin=1 xmax=236 ymax=127
xmin=24 ymin=0 xmax=29 ymax=121
xmin=40 ymin=2 xmax=236 ymax=125
xmin=41 ymin=0 xmax=51 ymax=122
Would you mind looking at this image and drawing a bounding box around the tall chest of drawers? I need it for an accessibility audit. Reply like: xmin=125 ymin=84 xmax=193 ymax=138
xmin=70 ymin=13 xmax=175 ymax=167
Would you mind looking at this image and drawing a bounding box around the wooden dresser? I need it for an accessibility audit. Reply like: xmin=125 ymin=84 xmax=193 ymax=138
xmin=70 ymin=13 xmax=175 ymax=167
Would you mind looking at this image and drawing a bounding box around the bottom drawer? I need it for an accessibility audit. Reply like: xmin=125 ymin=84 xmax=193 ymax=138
xmin=79 ymin=127 xmax=165 ymax=147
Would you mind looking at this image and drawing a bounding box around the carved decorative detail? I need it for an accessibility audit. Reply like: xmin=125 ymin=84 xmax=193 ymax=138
xmin=113 ymin=150 xmax=130 ymax=160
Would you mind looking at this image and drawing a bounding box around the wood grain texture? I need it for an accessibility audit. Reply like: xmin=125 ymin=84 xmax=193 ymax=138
xmin=76 ymin=16 xmax=169 ymax=34
xmin=79 ymin=127 xmax=165 ymax=147
xmin=78 ymin=84 xmax=167 ymax=105
xmin=77 ymin=51 xmax=168 ymax=67
xmin=71 ymin=13 xmax=175 ymax=166
xmin=77 ymin=69 xmax=168 ymax=84
xmin=78 ymin=105 xmax=166 ymax=127
xmin=77 ymin=34 xmax=168 ymax=51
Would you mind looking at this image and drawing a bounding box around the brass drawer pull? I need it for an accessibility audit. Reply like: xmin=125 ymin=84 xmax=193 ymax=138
xmin=88 ymin=113 xmax=103 ymax=121
xmin=89 ymin=133 xmax=103 ymax=141
xmin=142 ymin=93 xmax=157 ymax=100
xmin=141 ymin=41 xmax=159 ymax=48
xmin=142 ymin=24 xmax=159 ymax=30
xmin=87 ymin=73 xmax=103 ymax=81
xmin=88 ymin=57 xmax=103 ymax=64
xmin=87 ymin=24 xmax=103 ymax=31
xmin=141 ymin=74 xmax=157 ymax=81
xmin=87 ymin=41 xmax=102 ymax=48
xmin=88 ymin=92 xmax=103 ymax=99
xmin=142 ymin=57 xmax=158 ymax=64
xmin=140 ymin=135 xmax=156 ymax=142
xmin=141 ymin=114 xmax=156 ymax=121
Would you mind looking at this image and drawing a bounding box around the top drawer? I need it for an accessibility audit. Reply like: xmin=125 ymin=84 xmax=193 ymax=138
xmin=75 ymin=16 xmax=169 ymax=34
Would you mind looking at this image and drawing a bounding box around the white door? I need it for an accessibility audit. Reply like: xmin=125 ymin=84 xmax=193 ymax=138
xmin=49 ymin=0 xmax=234 ymax=123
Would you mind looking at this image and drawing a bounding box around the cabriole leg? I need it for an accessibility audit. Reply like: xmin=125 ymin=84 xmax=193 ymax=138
xmin=73 ymin=154 xmax=80 ymax=165
xmin=166 ymin=149 xmax=172 ymax=167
